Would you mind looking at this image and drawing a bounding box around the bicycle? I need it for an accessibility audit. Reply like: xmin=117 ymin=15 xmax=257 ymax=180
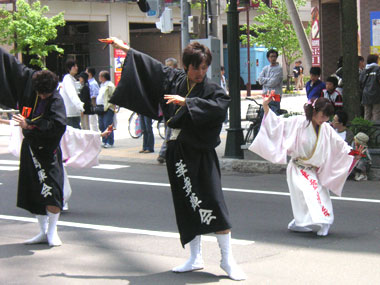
xmin=128 ymin=112 xmax=166 ymax=139
xmin=244 ymin=97 xmax=263 ymax=145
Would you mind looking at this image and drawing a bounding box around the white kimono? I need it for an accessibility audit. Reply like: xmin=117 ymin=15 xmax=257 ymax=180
xmin=249 ymin=110 xmax=354 ymax=227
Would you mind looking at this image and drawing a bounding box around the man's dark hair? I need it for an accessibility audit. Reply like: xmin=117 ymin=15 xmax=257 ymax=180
xmin=266 ymin=49 xmax=278 ymax=59
xmin=358 ymin=55 xmax=364 ymax=62
xmin=310 ymin=66 xmax=321 ymax=76
xmin=182 ymin=42 xmax=212 ymax=69
xmin=326 ymin=76 xmax=338 ymax=87
xmin=32 ymin=70 xmax=59 ymax=94
xmin=86 ymin=67 xmax=96 ymax=77
xmin=335 ymin=110 xmax=349 ymax=126
xmin=221 ymin=66 xmax=225 ymax=71
xmin=99 ymin=70 xmax=111 ymax=81
xmin=367 ymin=54 xmax=379 ymax=64
xmin=65 ymin=59 xmax=77 ymax=73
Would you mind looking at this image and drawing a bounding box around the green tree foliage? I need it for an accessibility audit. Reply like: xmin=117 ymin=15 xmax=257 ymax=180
xmin=240 ymin=0 xmax=310 ymax=90
xmin=0 ymin=0 xmax=65 ymax=69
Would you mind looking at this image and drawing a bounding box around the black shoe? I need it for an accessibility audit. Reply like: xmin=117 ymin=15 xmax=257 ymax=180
xmin=157 ymin=156 xmax=165 ymax=163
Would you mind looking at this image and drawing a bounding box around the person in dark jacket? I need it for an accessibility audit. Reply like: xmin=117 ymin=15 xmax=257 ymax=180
xmin=78 ymin=72 xmax=92 ymax=130
xmin=359 ymin=54 xmax=380 ymax=121
xmin=109 ymin=37 xmax=246 ymax=281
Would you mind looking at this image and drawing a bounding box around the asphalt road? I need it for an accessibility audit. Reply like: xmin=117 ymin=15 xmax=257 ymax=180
xmin=1 ymin=153 xmax=380 ymax=284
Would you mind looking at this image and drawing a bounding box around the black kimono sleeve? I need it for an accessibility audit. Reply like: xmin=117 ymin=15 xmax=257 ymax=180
xmin=0 ymin=48 xmax=35 ymax=109
xmin=110 ymin=48 xmax=183 ymax=120
xmin=23 ymin=91 xmax=67 ymax=151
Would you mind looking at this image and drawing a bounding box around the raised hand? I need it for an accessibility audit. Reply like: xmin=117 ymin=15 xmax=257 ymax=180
xmin=164 ymin=94 xmax=186 ymax=106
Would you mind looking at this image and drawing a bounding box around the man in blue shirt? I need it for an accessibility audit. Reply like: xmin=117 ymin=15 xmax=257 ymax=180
xmin=86 ymin=67 xmax=100 ymax=131
xmin=306 ymin=66 xmax=326 ymax=101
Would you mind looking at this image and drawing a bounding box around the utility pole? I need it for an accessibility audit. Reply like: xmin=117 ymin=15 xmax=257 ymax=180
xmin=340 ymin=0 xmax=360 ymax=120
xmin=224 ymin=0 xmax=244 ymax=159
xmin=283 ymin=0 xmax=311 ymax=71
xmin=181 ymin=0 xmax=190 ymax=50
xmin=209 ymin=0 xmax=218 ymax=37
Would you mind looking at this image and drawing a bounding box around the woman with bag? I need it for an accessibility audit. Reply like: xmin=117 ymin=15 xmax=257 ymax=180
xmin=78 ymin=72 xmax=92 ymax=130
xmin=97 ymin=70 xmax=116 ymax=148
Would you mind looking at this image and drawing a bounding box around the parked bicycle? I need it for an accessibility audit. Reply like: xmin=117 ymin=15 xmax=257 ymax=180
xmin=244 ymin=97 xmax=288 ymax=145
xmin=128 ymin=112 xmax=166 ymax=139
xmin=244 ymin=97 xmax=263 ymax=145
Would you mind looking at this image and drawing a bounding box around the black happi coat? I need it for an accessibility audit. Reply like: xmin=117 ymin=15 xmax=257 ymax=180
xmin=0 ymin=48 xmax=67 ymax=215
xmin=110 ymin=49 xmax=231 ymax=246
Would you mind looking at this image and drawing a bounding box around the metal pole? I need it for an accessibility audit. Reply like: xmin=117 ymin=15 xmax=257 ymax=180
xmin=246 ymin=6 xmax=251 ymax=97
xmin=204 ymin=0 xmax=208 ymax=38
xmin=181 ymin=0 xmax=190 ymax=51
xmin=224 ymin=0 xmax=244 ymax=159
xmin=283 ymin=0 xmax=312 ymax=71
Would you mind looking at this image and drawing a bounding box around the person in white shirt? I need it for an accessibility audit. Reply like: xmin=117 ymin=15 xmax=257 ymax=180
xmin=60 ymin=59 xmax=84 ymax=129
xmin=85 ymin=67 xmax=100 ymax=132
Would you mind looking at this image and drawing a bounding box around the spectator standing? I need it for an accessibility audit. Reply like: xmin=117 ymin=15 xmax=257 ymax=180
xmin=321 ymin=76 xmax=343 ymax=111
xmin=331 ymin=110 xmax=354 ymax=145
xmin=78 ymin=72 xmax=92 ymax=130
xmin=333 ymin=56 xmax=344 ymax=95
xmin=359 ymin=54 xmax=380 ymax=121
xmin=258 ymin=49 xmax=283 ymax=114
xmin=60 ymin=59 xmax=84 ymax=129
xmin=220 ymin=66 xmax=229 ymax=124
xmin=157 ymin=58 xmax=178 ymax=162
xmin=293 ymin=60 xmax=304 ymax=91
xmin=306 ymin=66 xmax=326 ymax=101
xmin=97 ymin=71 xmax=116 ymax=148
xmin=86 ymin=67 xmax=100 ymax=132
xmin=139 ymin=114 xmax=155 ymax=153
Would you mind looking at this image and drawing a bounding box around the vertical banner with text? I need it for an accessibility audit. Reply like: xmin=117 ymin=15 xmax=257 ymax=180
xmin=311 ymin=7 xmax=320 ymax=67
xmin=370 ymin=11 xmax=380 ymax=55
xmin=114 ymin=49 xmax=127 ymax=86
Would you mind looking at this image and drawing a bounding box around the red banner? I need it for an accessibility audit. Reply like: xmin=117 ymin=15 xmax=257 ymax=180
xmin=113 ymin=49 xmax=127 ymax=86
xmin=311 ymin=7 xmax=320 ymax=67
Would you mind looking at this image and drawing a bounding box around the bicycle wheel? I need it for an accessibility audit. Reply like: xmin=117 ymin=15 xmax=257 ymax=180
xmin=128 ymin=112 xmax=142 ymax=139
xmin=244 ymin=123 xmax=255 ymax=145
xmin=157 ymin=119 xmax=166 ymax=139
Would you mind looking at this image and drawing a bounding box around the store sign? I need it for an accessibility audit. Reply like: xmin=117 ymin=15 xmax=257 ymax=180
xmin=370 ymin=11 xmax=380 ymax=55
xmin=114 ymin=49 xmax=126 ymax=86
xmin=311 ymin=7 xmax=320 ymax=66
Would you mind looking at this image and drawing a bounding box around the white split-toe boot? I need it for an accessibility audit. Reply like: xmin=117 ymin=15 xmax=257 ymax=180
xmin=172 ymin=235 xmax=204 ymax=273
xmin=317 ymin=223 xmax=330 ymax=236
xmin=216 ymin=232 xmax=247 ymax=281
xmin=47 ymin=211 xmax=62 ymax=247
xmin=287 ymin=219 xmax=312 ymax=232
xmin=24 ymin=215 xmax=48 ymax=244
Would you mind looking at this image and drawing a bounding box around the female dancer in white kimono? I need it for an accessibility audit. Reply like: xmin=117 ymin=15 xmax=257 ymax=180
xmin=249 ymin=96 xmax=363 ymax=236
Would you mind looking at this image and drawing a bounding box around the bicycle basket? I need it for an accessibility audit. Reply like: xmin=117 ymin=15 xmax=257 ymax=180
xmin=246 ymin=104 xmax=258 ymax=121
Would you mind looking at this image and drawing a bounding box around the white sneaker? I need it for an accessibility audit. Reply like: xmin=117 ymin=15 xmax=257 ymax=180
xmin=355 ymin=174 xmax=367 ymax=181
xmin=317 ymin=224 xmax=330 ymax=236
xmin=62 ymin=202 xmax=69 ymax=211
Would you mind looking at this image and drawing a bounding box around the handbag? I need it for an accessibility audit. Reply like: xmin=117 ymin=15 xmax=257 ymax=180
xmin=94 ymin=104 xmax=105 ymax=115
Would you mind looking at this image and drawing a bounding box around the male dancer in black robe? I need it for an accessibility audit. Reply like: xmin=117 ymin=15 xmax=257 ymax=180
xmin=109 ymin=38 xmax=246 ymax=281
xmin=0 ymin=48 xmax=66 ymax=246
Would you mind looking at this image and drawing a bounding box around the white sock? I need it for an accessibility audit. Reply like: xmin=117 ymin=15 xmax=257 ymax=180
xmin=172 ymin=235 xmax=204 ymax=273
xmin=216 ymin=233 xmax=247 ymax=281
xmin=47 ymin=211 xmax=62 ymax=247
xmin=24 ymin=215 xmax=48 ymax=244
xmin=288 ymin=219 xmax=312 ymax=232
xmin=317 ymin=224 xmax=330 ymax=236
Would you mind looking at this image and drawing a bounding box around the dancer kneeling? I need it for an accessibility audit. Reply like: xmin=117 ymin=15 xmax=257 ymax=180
xmin=249 ymin=97 xmax=363 ymax=237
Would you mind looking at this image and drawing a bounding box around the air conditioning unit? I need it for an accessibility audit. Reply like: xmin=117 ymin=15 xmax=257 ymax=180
xmin=188 ymin=15 xmax=199 ymax=34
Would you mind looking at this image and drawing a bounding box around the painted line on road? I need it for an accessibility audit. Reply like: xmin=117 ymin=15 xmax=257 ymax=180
xmin=69 ymin=175 xmax=380 ymax=204
xmin=0 ymin=214 xmax=254 ymax=246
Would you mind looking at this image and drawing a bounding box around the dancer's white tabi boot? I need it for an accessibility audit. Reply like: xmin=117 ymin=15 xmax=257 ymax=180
xmin=216 ymin=233 xmax=247 ymax=281
xmin=287 ymin=219 xmax=313 ymax=232
xmin=317 ymin=223 xmax=330 ymax=236
xmin=172 ymin=235 xmax=204 ymax=272
xmin=24 ymin=215 xmax=48 ymax=244
xmin=47 ymin=211 xmax=62 ymax=247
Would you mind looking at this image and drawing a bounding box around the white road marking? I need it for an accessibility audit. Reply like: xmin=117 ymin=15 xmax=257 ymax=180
xmin=68 ymin=175 xmax=380 ymax=204
xmin=92 ymin=164 xmax=130 ymax=170
xmin=0 ymin=166 xmax=19 ymax=171
xmin=0 ymin=160 xmax=19 ymax=165
xmin=0 ymin=214 xmax=254 ymax=245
